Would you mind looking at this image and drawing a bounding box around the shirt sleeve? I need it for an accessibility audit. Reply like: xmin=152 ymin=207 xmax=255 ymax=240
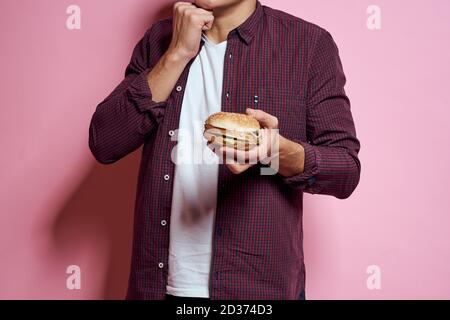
xmin=88 ymin=25 xmax=167 ymax=164
xmin=282 ymin=30 xmax=361 ymax=199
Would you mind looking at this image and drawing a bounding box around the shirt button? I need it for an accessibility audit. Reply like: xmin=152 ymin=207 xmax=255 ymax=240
xmin=161 ymin=220 xmax=167 ymax=226
xmin=176 ymin=85 xmax=183 ymax=92
xmin=163 ymin=174 xmax=170 ymax=181
xmin=229 ymin=53 xmax=232 ymax=59
xmin=158 ymin=262 xmax=164 ymax=269
xmin=226 ymin=92 xmax=230 ymax=99
xmin=168 ymin=130 xmax=175 ymax=137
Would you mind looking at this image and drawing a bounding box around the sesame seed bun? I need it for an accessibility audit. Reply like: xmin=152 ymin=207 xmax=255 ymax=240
xmin=204 ymin=112 xmax=260 ymax=151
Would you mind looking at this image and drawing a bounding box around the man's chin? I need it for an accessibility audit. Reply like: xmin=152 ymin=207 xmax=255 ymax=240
xmin=194 ymin=0 xmax=214 ymax=10
xmin=194 ymin=0 xmax=234 ymax=11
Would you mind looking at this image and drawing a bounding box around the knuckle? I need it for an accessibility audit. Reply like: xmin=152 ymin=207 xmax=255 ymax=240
xmin=174 ymin=3 xmax=183 ymax=12
xmin=188 ymin=12 xmax=197 ymax=21
xmin=229 ymin=166 xmax=241 ymax=174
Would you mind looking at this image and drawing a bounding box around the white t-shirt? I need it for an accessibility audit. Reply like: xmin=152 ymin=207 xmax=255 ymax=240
xmin=166 ymin=34 xmax=227 ymax=298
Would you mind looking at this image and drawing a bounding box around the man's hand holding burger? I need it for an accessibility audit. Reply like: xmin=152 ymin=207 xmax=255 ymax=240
xmin=205 ymin=109 xmax=306 ymax=177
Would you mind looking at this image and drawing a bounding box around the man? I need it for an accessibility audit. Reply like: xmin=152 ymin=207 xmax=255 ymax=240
xmin=88 ymin=0 xmax=361 ymax=300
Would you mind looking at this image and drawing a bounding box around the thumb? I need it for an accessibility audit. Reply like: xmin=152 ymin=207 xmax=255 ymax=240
xmin=246 ymin=108 xmax=278 ymax=129
xmin=202 ymin=14 xmax=214 ymax=31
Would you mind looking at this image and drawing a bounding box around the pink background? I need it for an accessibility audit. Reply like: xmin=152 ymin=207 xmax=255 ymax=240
xmin=1 ymin=0 xmax=449 ymax=299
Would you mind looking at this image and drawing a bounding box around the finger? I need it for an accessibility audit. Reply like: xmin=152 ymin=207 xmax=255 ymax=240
xmin=247 ymin=108 xmax=279 ymax=129
xmin=246 ymin=108 xmax=279 ymax=129
xmin=222 ymin=146 xmax=251 ymax=165
xmin=192 ymin=7 xmax=215 ymax=15
xmin=206 ymin=139 xmax=223 ymax=155
xmin=173 ymin=2 xmax=194 ymax=29
xmin=174 ymin=2 xmax=195 ymax=14
xmin=244 ymin=145 xmax=260 ymax=164
xmin=220 ymin=145 xmax=257 ymax=165
xmin=202 ymin=16 xmax=214 ymax=30
xmin=174 ymin=1 xmax=194 ymax=9
xmin=174 ymin=2 xmax=194 ymax=7
xmin=206 ymin=141 xmax=215 ymax=152
xmin=220 ymin=146 xmax=237 ymax=164
xmin=257 ymin=129 xmax=271 ymax=164
xmin=207 ymin=142 xmax=227 ymax=156
xmin=183 ymin=7 xmax=214 ymax=17
xmin=234 ymin=148 xmax=249 ymax=164
xmin=204 ymin=129 xmax=214 ymax=140
xmin=226 ymin=163 xmax=252 ymax=175
xmin=184 ymin=9 xmax=214 ymax=28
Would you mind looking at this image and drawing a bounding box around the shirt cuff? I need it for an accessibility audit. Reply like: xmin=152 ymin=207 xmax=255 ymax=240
xmin=126 ymin=68 xmax=167 ymax=115
xmin=281 ymin=141 xmax=321 ymax=192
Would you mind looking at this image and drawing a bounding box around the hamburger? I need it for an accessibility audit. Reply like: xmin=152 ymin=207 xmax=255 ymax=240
xmin=204 ymin=112 xmax=260 ymax=151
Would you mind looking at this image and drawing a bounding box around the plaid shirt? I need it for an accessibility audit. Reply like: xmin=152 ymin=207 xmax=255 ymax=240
xmin=89 ymin=0 xmax=360 ymax=300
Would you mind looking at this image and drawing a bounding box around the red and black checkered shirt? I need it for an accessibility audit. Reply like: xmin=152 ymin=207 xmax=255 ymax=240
xmin=89 ymin=0 xmax=361 ymax=300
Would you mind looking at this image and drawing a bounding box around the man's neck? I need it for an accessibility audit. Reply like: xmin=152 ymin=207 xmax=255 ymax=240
xmin=204 ymin=0 xmax=257 ymax=44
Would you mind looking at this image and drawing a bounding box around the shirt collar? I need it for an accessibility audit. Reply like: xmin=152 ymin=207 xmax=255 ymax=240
xmin=199 ymin=1 xmax=263 ymax=47
xmin=235 ymin=0 xmax=263 ymax=45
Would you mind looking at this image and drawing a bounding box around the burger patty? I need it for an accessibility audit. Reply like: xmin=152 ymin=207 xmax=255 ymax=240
xmin=209 ymin=131 xmax=257 ymax=144
xmin=204 ymin=124 xmax=259 ymax=143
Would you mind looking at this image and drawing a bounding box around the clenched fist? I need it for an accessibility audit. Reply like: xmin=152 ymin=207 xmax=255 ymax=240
xmin=167 ymin=2 xmax=215 ymax=61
